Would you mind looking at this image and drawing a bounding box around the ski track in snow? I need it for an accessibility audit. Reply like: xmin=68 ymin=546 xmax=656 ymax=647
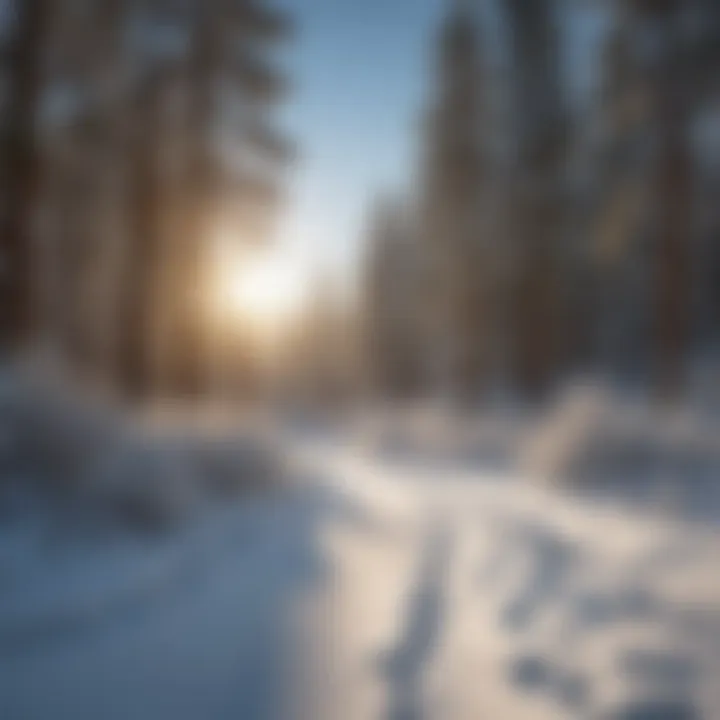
xmin=2 ymin=431 xmax=720 ymax=719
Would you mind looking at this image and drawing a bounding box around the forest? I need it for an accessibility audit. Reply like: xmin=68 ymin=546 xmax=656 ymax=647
xmin=1 ymin=2 xmax=720 ymax=720
xmin=365 ymin=0 xmax=720 ymax=408
xmin=0 ymin=0 xmax=292 ymax=399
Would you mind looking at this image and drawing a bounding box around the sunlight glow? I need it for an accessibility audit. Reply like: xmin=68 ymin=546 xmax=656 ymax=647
xmin=213 ymin=240 xmax=306 ymax=334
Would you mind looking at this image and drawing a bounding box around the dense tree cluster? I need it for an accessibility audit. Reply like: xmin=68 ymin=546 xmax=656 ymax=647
xmin=365 ymin=0 xmax=720 ymax=405
xmin=0 ymin=0 xmax=292 ymax=399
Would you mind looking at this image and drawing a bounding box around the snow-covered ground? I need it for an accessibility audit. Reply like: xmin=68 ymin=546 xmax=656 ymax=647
xmin=2 ymin=420 xmax=720 ymax=719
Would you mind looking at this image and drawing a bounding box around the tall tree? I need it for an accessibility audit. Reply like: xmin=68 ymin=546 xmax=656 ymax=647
xmin=419 ymin=0 xmax=488 ymax=403
xmin=364 ymin=196 xmax=420 ymax=399
xmin=503 ymin=0 xmax=569 ymax=402
xmin=0 ymin=0 xmax=51 ymax=353
xmin=592 ymin=5 xmax=651 ymax=379
xmin=628 ymin=0 xmax=696 ymax=397
xmin=48 ymin=0 xmax=128 ymax=380
xmin=117 ymin=66 xmax=166 ymax=398
xmin=167 ymin=0 xmax=291 ymax=397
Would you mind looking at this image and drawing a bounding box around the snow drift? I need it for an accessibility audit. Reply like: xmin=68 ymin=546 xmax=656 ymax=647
xmin=0 ymin=370 xmax=284 ymax=533
xmin=523 ymin=384 xmax=720 ymax=518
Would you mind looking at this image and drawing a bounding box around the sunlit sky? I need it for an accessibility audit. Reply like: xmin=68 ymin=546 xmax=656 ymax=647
xmin=272 ymin=0 xmax=445 ymax=300
xmin=272 ymin=0 xmax=607 ymax=304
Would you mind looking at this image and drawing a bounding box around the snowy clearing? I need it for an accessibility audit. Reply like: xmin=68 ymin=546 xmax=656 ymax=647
xmin=1 ymin=420 xmax=720 ymax=719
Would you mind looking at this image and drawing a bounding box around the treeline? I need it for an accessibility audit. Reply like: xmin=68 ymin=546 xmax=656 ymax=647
xmin=0 ymin=0 xmax=292 ymax=398
xmin=365 ymin=0 xmax=720 ymax=406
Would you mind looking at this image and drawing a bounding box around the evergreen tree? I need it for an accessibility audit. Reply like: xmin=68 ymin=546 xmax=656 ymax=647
xmin=167 ymin=0 xmax=291 ymax=397
xmin=624 ymin=0 xmax=716 ymax=396
xmin=0 ymin=0 xmax=292 ymax=399
xmin=418 ymin=0 xmax=488 ymax=403
xmin=364 ymin=196 xmax=420 ymax=399
xmin=502 ymin=0 xmax=568 ymax=402
xmin=592 ymin=5 xmax=653 ymax=380
xmin=0 ymin=0 xmax=51 ymax=353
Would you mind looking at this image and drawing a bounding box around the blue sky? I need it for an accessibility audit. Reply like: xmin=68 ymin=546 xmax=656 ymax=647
xmin=274 ymin=0 xmax=446 ymax=293
xmin=272 ymin=0 xmax=608 ymax=298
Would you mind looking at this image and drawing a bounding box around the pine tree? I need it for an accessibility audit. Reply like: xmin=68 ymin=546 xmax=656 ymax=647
xmin=364 ymin=196 xmax=420 ymax=399
xmin=0 ymin=0 xmax=51 ymax=354
xmin=44 ymin=0 xmax=128 ymax=381
xmin=592 ymin=5 xmax=652 ymax=379
xmin=625 ymin=0 xmax=708 ymax=397
xmin=418 ymin=0 xmax=487 ymax=403
xmin=117 ymin=46 xmax=167 ymax=398
xmin=167 ymin=0 xmax=291 ymax=397
xmin=0 ymin=0 xmax=292 ymax=399
xmin=502 ymin=0 xmax=568 ymax=402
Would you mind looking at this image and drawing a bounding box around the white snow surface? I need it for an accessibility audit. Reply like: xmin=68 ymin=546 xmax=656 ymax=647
xmin=2 ymin=418 xmax=720 ymax=720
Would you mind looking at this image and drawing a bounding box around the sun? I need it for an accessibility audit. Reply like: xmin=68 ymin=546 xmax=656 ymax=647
xmin=213 ymin=241 xmax=304 ymax=332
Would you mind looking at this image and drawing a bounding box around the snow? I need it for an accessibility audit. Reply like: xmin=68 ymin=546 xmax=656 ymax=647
xmin=291 ymin=435 xmax=720 ymax=719
xmin=523 ymin=384 xmax=720 ymax=521
xmin=2 ymin=400 xmax=720 ymax=719
xmin=0 ymin=483 xmax=334 ymax=720
xmin=0 ymin=371 xmax=283 ymax=531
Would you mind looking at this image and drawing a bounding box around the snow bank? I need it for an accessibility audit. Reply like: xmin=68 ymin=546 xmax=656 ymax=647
xmin=0 ymin=371 xmax=118 ymax=499
xmin=522 ymin=384 xmax=720 ymax=516
xmin=357 ymin=407 xmax=523 ymax=471
xmin=0 ymin=371 xmax=284 ymax=534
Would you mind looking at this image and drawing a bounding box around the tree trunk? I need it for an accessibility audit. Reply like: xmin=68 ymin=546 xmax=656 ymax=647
xmin=0 ymin=0 xmax=51 ymax=353
xmin=636 ymin=0 xmax=693 ymax=398
xmin=118 ymin=72 xmax=165 ymax=399
xmin=169 ymin=4 xmax=217 ymax=397
xmin=503 ymin=0 xmax=567 ymax=403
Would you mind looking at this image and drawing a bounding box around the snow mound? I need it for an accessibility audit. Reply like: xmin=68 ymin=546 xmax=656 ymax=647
xmin=0 ymin=371 xmax=118 ymax=499
xmin=0 ymin=371 xmax=284 ymax=534
xmin=358 ymin=407 xmax=523 ymax=470
xmin=523 ymin=384 xmax=720 ymax=514
xmin=89 ymin=435 xmax=205 ymax=531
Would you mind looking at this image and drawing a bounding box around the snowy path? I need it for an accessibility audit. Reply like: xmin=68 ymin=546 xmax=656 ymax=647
xmin=291 ymin=437 xmax=720 ymax=720
xmin=2 ymin=432 xmax=720 ymax=719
